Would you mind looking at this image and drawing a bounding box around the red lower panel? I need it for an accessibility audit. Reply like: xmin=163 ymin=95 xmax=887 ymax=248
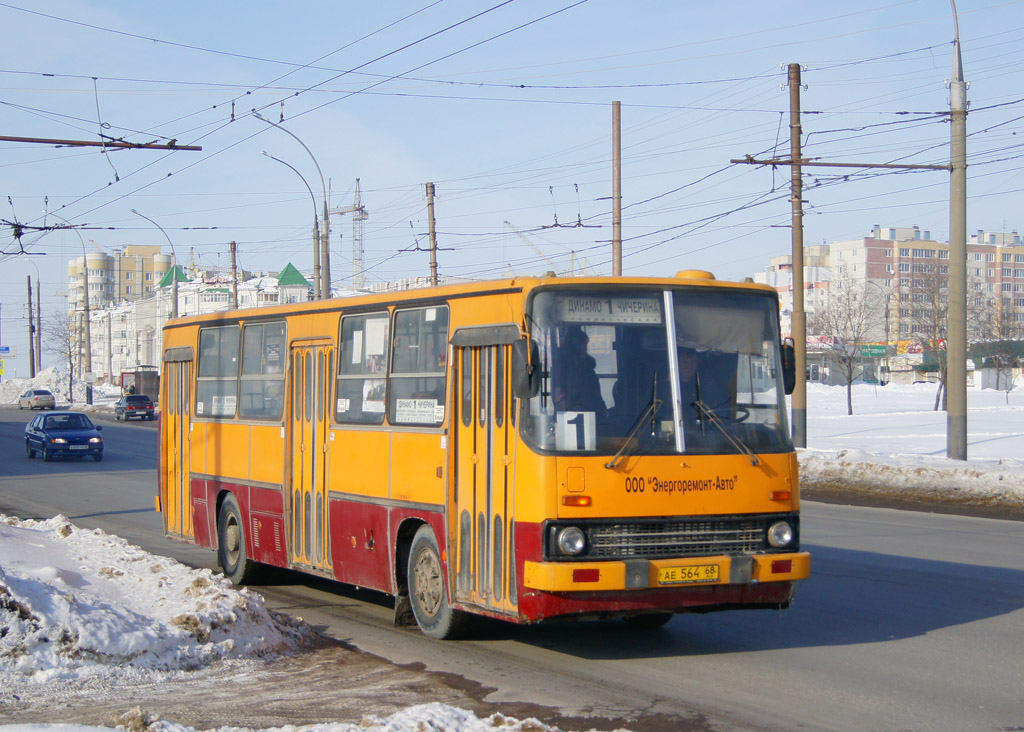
xmin=187 ymin=479 xmax=286 ymax=568
xmin=328 ymin=497 xmax=392 ymax=593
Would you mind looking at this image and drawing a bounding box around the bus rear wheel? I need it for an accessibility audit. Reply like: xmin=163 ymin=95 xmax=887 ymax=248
xmin=218 ymin=494 xmax=259 ymax=584
xmin=408 ymin=525 xmax=467 ymax=639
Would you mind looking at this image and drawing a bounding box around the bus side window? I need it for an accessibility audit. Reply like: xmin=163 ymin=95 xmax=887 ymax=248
xmin=389 ymin=306 xmax=449 ymax=427
xmin=337 ymin=312 xmax=389 ymax=425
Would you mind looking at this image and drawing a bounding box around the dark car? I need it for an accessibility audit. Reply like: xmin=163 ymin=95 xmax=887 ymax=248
xmin=18 ymin=388 xmax=56 ymax=410
xmin=25 ymin=411 xmax=104 ymax=462
xmin=114 ymin=394 xmax=155 ymax=421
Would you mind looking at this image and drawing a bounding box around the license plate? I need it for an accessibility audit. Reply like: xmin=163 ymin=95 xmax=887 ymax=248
xmin=70 ymin=445 xmax=88 ymax=451
xmin=658 ymin=564 xmax=720 ymax=584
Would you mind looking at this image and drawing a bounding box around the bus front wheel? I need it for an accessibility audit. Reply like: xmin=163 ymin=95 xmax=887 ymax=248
xmin=218 ymin=494 xmax=258 ymax=585
xmin=408 ymin=525 xmax=467 ymax=639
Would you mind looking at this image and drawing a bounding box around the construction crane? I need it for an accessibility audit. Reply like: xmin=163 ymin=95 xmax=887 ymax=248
xmin=330 ymin=179 xmax=369 ymax=289
xmin=504 ymin=221 xmax=561 ymax=277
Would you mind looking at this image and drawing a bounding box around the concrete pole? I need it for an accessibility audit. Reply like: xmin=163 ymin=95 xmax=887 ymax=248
xmin=788 ymin=63 xmax=807 ymax=448
xmin=35 ymin=279 xmax=41 ymax=373
xmin=947 ymin=4 xmax=968 ymax=460
xmin=322 ymin=197 xmax=331 ymax=298
xmin=230 ymin=241 xmax=239 ymax=309
xmin=26 ymin=276 xmax=35 ymax=378
xmin=426 ymin=182 xmax=438 ymax=286
xmin=612 ymin=100 xmax=622 ymax=276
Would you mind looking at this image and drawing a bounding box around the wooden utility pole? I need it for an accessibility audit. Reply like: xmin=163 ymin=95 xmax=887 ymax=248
xmin=426 ymin=182 xmax=439 ymax=286
xmin=230 ymin=241 xmax=239 ymax=309
xmin=732 ymin=63 xmax=950 ymax=449
xmin=26 ymin=276 xmax=35 ymax=378
xmin=612 ymin=100 xmax=622 ymax=276
xmin=787 ymin=64 xmax=807 ymax=448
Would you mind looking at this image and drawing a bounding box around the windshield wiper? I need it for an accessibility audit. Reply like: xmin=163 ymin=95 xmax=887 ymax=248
xmin=605 ymin=374 xmax=662 ymax=470
xmin=692 ymin=399 xmax=759 ymax=466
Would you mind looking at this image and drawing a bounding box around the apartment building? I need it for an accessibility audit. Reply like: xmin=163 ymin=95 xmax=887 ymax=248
xmin=756 ymin=224 xmax=1024 ymax=384
xmin=68 ymin=245 xmax=172 ymax=314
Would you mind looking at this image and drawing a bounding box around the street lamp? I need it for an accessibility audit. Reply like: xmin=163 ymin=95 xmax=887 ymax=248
xmin=261 ymin=151 xmax=320 ymax=299
xmin=252 ymin=111 xmax=330 ymax=299
xmin=131 ymin=209 xmax=179 ymax=319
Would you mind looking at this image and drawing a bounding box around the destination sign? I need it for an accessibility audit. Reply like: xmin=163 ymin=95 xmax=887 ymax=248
xmin=556 ymin=296 xmax=662 ymax=324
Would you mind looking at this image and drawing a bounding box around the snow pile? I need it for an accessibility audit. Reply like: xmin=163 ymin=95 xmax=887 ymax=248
xmin=796 ymin=381 xmax=1024 ymax=507
xmin=0 ymin=515 xmax=609 ymax=732
xmin=0 ymin=515 xmax=312 ymax=683
xmin=799 ymin=448 xmax=1024 ymax=507
xmin=102 ymin=704 xmax=614 ymax=732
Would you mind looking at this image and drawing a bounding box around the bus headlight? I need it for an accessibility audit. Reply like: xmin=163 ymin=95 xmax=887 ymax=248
xmin=556 ymin=526 xmax=587 ymax=556
xmin=767 ymin=521 xmax=794 ymax=548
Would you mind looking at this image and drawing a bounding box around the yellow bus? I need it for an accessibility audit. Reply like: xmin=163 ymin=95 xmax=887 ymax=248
xmin=157 ymin=272 xmax=809 ymax=638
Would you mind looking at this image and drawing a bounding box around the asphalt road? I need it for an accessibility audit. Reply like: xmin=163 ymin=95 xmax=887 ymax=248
xmin=1 ymin=406 xmax=1022 ymax=732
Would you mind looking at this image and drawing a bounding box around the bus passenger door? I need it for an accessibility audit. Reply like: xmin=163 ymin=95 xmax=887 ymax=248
xmin=163 ymin=358 xmax=192 ymax=538
xmin=287 ymin=341 xmax=333 ymax=573
xmin=452 ymin=345 xmax=516 ymax=615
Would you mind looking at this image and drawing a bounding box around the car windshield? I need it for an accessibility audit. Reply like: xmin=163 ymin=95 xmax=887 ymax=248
xmin=519 ymin=287 xmax=791 ymax=457
xmin=45 ymin=415 xmax=91 ymax=430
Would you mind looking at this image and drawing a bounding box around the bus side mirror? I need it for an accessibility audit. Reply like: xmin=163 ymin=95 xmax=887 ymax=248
xmin=780 ymin=341 xmax=796 ymax=395
xmin=511 ymin=338 xmax=540 ymax=398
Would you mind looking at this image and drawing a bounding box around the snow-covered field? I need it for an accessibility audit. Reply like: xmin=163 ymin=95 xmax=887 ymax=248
xmin=1 ymin=371 xmax=1022 ymax=732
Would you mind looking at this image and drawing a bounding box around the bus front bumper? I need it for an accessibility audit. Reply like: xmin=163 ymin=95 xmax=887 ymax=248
xmin=523 ymin=551 xmax=810 ymax=593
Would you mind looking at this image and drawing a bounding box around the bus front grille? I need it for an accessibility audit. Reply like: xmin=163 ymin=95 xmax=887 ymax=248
xmin=588 ymin=519 xmax=764 ymax=559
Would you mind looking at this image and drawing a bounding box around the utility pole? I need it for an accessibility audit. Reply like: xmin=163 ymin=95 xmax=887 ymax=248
xmin=322 ymin=191 xmax=331 ymax=298
xmin=35 ymin=278 xmax=41 ymax=373
xmin=787 ymin=64 xmax=807 ymax=448
xmin=26 ymin=276 xmax=35 ymax=378
xmin=426 ymin=182 xmax=439 ymax=286
xmin=732 ymin=63 xmax=950 ymax=449
xmin=612 ymin=100 xmax=622 ymax=276
xmin=106 ymin=314 xmax=112 ymax=387
xmin=230 ymin=241 xmax=239 ymax=309
xmin=947 ymin=2 xmax=968 ymax=460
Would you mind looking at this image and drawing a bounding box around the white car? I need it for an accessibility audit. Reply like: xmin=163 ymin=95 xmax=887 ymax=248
xmin=18 ymin=389 xmax=56 ymax=410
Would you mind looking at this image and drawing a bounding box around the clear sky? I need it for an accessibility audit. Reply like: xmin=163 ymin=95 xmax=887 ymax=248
xmin=2 ymin=0 xmax=1022 ymax=376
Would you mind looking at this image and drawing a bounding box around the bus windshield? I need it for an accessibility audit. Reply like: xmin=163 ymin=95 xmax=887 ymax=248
xmin=521 ymin=287 xmax=792 ymax=457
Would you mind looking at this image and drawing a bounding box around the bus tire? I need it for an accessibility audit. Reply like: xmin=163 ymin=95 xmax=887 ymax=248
xmin=218 ymin=494 xmax=258 ymax=585
xmin=408 ymin=525 xmax=467 ymax=639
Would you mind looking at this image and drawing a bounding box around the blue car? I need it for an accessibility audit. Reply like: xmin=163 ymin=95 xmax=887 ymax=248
xmin=25 ymin=411 xmax=104 ymax=462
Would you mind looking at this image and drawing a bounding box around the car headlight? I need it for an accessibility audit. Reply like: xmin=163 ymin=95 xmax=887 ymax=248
xmin=767 ymin=521 xmax=794 ymax=548
xmin=89 ymin=437 xmax=102 ymax=444
xmin=51 ymin=437 xmax=67 ymax=444
xmin=556 ymin=526 xmax=587 ymax=556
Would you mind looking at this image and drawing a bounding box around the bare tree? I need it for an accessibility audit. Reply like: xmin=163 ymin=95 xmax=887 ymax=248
xmin=973 ymin=295 xmax=1024 ymax=403
xmin=43 ymin=307 xmax=76 ymax=401
xmin=808 ymin=275 xmax=882 ymax=415
xmin=905 ymin=267 xmax=991 ymax=410
xmin=904 ymin=271 xmax=949 ymax=410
